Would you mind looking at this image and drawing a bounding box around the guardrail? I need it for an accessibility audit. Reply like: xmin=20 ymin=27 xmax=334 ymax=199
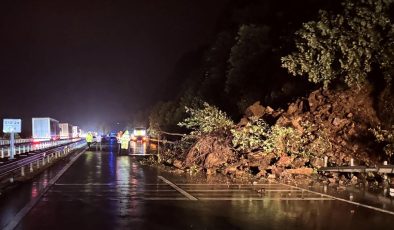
xmin=318 ymin=165 xmax=394 ymax=174
xmin=318 ymin=157 xmax=394 ymax=174
xmin=0 ymin=140 xmax=86 ymax=182
xmin=0 ymin=138 xmax=83 ymax=146
xmin=0 ymin=139 xmax=33 ymax=145
xmin=0 ymin=138 xmax=82 ymax=159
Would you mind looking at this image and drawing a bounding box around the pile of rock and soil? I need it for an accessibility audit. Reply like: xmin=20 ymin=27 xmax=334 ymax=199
xmin=155 ymin=85 xmax=392 ymax=185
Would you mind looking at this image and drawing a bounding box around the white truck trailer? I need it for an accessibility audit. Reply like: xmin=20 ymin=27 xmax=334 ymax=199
xmin=32 ymin=118 xmax=60 ymax=141
xmin=72 ymin=126 xmax=80 ymax=138
xmin=59 ymin=123 xmax=73 ymax=139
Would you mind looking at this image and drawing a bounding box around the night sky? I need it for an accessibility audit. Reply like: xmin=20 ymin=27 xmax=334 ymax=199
xmin=0 ymin=0 xmax=228 ymax=133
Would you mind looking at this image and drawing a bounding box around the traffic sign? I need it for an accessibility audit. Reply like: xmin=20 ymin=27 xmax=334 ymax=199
xmin=3 ymin=119 xmax=22 ymax=133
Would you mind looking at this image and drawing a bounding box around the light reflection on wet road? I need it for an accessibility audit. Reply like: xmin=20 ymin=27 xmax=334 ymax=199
xmin=129 ymin=141 xmax=148 ymax=155
xmin=1 ymin=142 xmax=394 ymax=230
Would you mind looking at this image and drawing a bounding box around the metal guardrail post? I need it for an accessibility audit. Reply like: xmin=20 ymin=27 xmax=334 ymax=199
xmin=1 ymin=148 xmax=3 ymax=158
xmin=350 ymin=158 xmax=354 ymax=177
xmin=42 ymin=157 xmax=45 ymax=166
xmin=36 ymin=160 xmax=39 ymax=168
xmin=21 ymin=166 xmax=25 ymax=177
xmin=30 ymin=163 xmax=33 ymax=172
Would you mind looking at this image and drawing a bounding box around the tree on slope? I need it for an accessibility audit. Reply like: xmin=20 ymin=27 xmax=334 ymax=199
xmin=281 ymin=0 xmax=394 ymax=89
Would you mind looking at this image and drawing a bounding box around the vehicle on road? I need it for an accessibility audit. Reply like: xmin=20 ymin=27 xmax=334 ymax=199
xmin=59 ymin=123 xmax=73 ymax=139
xmin=32 ymin=117 xmax=60 ymax=141
xmin=72 ymin=126 xmax=80 ymax=138
xmin=131 ymin=128 xmax=148 ymax=142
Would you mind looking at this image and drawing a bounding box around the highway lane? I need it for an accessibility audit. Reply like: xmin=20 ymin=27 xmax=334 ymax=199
xmin=1 ymin=142 xmax=394 ymax=230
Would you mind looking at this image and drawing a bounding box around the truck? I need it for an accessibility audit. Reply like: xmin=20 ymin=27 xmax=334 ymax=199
xmin=32 ymin=118 xmax=60 ymax=141
xmin=131 ymin=127 xmax=148 ymax=142
xmin=79 ymin=129 xmax=85 ymax=137
xmin=59 ymin=123 xmax=73 ymax=139
xmin=72 ymin=126 xmax=80 ymax=138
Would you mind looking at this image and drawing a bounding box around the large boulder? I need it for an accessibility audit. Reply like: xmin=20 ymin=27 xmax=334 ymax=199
xmin=284 ymin=167 xmax=313 ymax=175
xmin=185 ymin=135 xmax=236 ymax=170
xmin=247 ymin=152 xmax=272 ymax=168
xmin=276 ymin=155 xmax=294 ymax=167
xmin=244 ymin=101 xmax=265 ymax=118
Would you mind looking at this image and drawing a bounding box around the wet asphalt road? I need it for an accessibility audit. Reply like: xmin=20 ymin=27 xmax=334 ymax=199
xmin=1 ymin=142 xmax=394 ymax=230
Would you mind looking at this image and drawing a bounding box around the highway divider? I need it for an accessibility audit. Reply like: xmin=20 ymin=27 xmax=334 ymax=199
xmin=0 ymin=138 xmax=82 ymax=160
xmin=0 ymin=140 xmax=87 ymax=185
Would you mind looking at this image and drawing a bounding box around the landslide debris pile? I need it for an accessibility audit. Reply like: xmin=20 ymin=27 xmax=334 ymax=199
xmin=160 ymin=85 xmax=388 ymax=180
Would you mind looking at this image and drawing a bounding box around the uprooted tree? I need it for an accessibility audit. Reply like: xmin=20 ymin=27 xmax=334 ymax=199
xmin=178 ymin=102 xmax=234 ymax=136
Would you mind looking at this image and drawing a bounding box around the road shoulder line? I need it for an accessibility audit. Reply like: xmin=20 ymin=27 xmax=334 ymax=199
xmin=3 ymin=147 xmax=87 ymax=230
xmin=279 ymin=183 xmax=394 ymax=216
xmin=158 ymin=176 xmax=198 ymax=201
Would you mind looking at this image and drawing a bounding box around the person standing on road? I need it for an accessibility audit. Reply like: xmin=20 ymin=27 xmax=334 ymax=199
xmin=120 ymin=130 xmax=131 ymax=155
xmin=117 ymin=131 xmax=123 ymax=155
xmin=96 ymin=134 xmax=102 ymax=151
xmin=86 ymin=132 xmax=94 ymax=150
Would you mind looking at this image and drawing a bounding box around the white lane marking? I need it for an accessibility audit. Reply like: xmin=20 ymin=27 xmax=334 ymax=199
xmin=48 ymin=189 xmax=180 ymax=193
xmin=54 ymin=183 xmax=171 ymax=187
xmin=3 ymin=148 xmax=87 ymax=230
xmin=106 ymin=183 xmax=170 ymax=186
xmin=158 ymin=176 xmax=198 ymax=201
xmin=187 ymin=189 xmax=250 ymax=192
xmin=55 ymin=183 xmax=115 ymax=186
xmin=174 ymin=183 xmax=280 ymax=186
xmin=279 ymin=183 xmax=394 ymax=216
xmin=144 ymin=197 xmax=190 ymax=201
xmin=199 ymin=197 xmax=334 ymax=201
xmin=140 ymin=190 xmax=181 ymax=192
xmin=262 ymin=189 xmax=303 ymax=192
